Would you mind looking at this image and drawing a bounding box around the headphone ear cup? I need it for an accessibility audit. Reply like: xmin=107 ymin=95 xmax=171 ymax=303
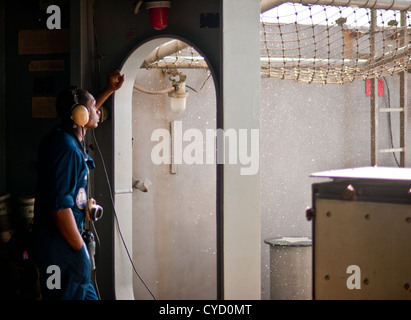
xmin=71 ymin=104 xmax=90 ymax=127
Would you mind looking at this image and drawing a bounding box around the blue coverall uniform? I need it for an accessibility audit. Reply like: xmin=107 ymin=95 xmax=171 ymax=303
xmin=33 ymin=124 xmax=98 ymax=300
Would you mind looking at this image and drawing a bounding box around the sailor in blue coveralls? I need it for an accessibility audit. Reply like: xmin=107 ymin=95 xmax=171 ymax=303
xmin=33 ymin=71 xmax=124 ymax=300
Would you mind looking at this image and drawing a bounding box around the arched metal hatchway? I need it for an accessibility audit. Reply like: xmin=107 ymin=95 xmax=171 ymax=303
xmin=113 ymin=37 xmax=221 ymax=300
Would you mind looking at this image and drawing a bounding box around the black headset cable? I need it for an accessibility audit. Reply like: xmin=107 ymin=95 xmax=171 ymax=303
xmin=91 ymin=129 xmax=157 ymax=300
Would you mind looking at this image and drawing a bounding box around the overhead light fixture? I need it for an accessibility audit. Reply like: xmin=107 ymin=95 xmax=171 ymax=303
xmin=168 ymin=74 xmax=188 ymax=114
xmin=146 ymin=1 xmax=171 ymax=30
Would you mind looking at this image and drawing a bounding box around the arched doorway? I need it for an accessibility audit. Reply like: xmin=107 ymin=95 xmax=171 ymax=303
xmin=114 ymin=37 xmax=217 ymax=300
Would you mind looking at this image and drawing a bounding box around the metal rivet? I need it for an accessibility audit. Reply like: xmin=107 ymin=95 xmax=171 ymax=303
xmin=325 ymin=275 xmax=330 ymax=280
xmin=363 ymin=278 xmax=369 ymax=285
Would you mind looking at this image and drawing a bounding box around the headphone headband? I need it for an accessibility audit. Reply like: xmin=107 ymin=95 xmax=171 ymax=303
xmin=71 ymin=87 xmax=79 ymax=104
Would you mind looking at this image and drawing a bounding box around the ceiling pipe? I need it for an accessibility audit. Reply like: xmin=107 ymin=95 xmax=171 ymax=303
xmin=260 ymin=0 xmax=411 ymax=11
xmin=140 ymin=39 xmax=190 ymax=68
xmin=261 ymin=0 xmax=288 ymax=12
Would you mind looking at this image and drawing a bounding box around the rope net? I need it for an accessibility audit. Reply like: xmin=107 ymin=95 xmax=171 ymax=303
xmin=143 ymin=4 xmax=411 ymax=85
xmin=261 ymin=3 xmax=411 ymax=84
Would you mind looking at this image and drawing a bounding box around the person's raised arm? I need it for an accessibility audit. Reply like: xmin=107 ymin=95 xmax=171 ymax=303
xmin=95 ymin=70 xmax=125 ymax=109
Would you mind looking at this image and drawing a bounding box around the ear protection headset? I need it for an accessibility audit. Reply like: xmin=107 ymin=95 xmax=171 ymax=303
xmin=70 ymin=88 xmax=102 ymax=221
xmin=71 ymin=88 xmax=90 ymax=127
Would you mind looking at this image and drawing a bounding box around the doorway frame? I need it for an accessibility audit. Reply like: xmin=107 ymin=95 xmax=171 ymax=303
xmin=113 ymin=36 xmax=224 ymax=300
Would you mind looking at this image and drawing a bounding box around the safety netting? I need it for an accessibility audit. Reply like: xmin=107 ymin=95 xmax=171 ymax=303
xmin=261 ymin=3 xmax=411 ymax=84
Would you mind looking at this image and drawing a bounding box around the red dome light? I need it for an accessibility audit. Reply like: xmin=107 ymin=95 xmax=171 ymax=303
xmin=146 ymin=1 xmax=171 ymax=31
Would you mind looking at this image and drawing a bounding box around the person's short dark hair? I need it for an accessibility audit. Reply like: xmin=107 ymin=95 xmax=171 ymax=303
xmin=56 ymin=86 xmax=91 ymax=122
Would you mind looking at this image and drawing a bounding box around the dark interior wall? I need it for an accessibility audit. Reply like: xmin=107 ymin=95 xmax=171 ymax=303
xmin=3 ymin=0 xmax=222 ymax=299
xmin=1 ymin=0 xmax=71 ymax=299
xmin=4 ymin=0 xmax=71 ymax=220
xmin=0 ymin=0 xmax=5 ymax=194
